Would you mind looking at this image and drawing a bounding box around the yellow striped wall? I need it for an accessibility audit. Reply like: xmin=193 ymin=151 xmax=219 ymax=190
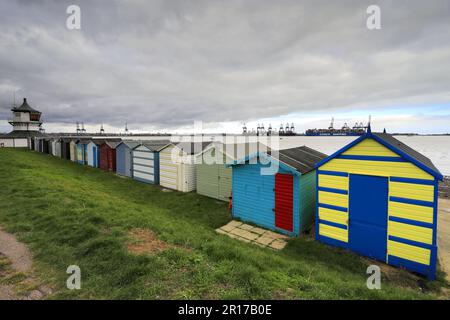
xmin=388 ymin=201 xmax=433 ymax=224
xmin=318 ymin=191 xmax=348 ymax=208
xmin=320 ymin=159 xmax=433 ymax=180
xmin=319 ymin=223 xmax=348 ymax=243
xmin=317 ymin=137 xmax=436 ymax=267
xmin=318 ymin=174 xmax=349 ymax=242
xmin=342 ymin=138 xmax=400 ymax=157
xmin=389 ymin=181 xmax=434 ymax=202
xmin=318 ymin=174 xmax=348 ymax=190
xmin=387 ymin=240 xmax=431 ymax=266
xmin=387 ymin=178 xmax=434 ymax=266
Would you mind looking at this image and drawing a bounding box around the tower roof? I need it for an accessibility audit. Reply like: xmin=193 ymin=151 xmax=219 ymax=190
xmin=11 ymin=98 xmax=41 ymax=113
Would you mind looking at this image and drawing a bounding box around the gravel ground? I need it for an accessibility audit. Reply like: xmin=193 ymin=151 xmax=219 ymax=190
xmin=0 ymin=226 xmax=51 ymax=300
xmin=0 ymin=227 xmax=32 ymax=273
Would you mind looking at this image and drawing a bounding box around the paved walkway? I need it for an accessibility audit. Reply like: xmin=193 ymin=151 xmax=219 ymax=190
xmin=438 ymin=198 xmax=450 ymax=281
xmin=216 ymin=221 xmax=288 ymax=249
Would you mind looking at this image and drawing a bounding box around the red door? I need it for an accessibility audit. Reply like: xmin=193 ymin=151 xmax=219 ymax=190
xmin=108 ymin=149 xmax=113 ymax=171
xmin=274 ymin=173 xmax=294 ymax=232
xmin=100 ymin=145 xmax=108 ymax=171
xmin=108 ymin=149 xmax=116 ymax=172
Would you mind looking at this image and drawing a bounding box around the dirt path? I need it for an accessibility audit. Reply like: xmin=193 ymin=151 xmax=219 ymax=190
xmin=438 ymin=198 xmax=450 ymax=282
xmin=0 ymin=226 xmax=52 ymax=300
xmin=0 ymin=227 xmax=33 ymax=273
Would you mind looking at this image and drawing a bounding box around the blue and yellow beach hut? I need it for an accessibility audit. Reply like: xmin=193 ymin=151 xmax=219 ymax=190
xmin=315 ymin=129 xmax=443 ymax=279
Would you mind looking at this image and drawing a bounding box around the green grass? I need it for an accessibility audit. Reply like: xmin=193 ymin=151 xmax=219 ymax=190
xmin=0 ymin=148 xmax=447 ymax=299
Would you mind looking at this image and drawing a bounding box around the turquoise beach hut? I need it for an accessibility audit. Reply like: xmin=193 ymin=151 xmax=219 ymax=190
xmin=227 ymin=146 xmax=327 ymax=236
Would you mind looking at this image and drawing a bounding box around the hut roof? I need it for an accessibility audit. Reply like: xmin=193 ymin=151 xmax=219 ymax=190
xmin=139 ymin=140 xmax=171 ymax=151
xmin=89 ymin=138 xmax=121 ymax=146
xmin=3 ymin=130 xmax=44 ymax=138
xmin=200 ymin=142 xmax=271 ymax=160
xmin=277 ymin=146 xmax=328 ymax=174
xmin=174 ymin=142 xmax=212 ymax=155
xmin=77 ymin=139 xmax=91 ymax=144
xmin=103 ymin=141 xmax=121 ymax=149
xmin=117 ymin=140 xmax=141 ymax=149
xmin=228 ymin=145 xmax=327 ymax=175
xmin=316 ymin=132 xmax=443 ymax=180
xmin=372 ymin=133 xmax=442 ymax=179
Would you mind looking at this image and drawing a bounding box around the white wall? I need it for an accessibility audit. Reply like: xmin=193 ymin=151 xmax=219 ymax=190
xmin=11 ymin=112 xmax=30 ymax=122
xmin=0 ymin=138 xmax=28 ymax=148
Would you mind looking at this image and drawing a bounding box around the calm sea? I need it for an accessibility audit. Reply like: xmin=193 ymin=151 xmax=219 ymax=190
xmin=110 ymin=134 xmax=450 ymax=176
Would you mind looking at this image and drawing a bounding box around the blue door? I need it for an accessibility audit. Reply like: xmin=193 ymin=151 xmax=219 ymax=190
xmin=349 ymin=174 xmax=388 ymax=261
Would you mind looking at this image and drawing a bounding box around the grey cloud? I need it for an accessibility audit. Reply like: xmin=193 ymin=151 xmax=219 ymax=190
xmin=0 ymin=0 xmax=449 ymax=132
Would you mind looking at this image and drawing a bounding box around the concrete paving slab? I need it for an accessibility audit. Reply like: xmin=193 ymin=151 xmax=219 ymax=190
xmin=269 ymin=239 xmax=287 ymax=250
xmin=220 ymin=223 xmax=237 ymax=232
xmin=251 ymin=227 xmax=267 ymax=235
xmin=239 ymin=224 xmax=254 ymax=231
xmin=215 ymin=228 xmax=227 ymax=235
xmin=227 ymin=221 xmax=243 ymax=228
xmin=216 ymin=221 xmax=288 ymax=250
xmin=230 ymin=228 xmax=259 ymax=241
xmin=255 ymin=236 xmax=275 ymax=246
xmin=263 ymin=231 xmax=284 ymax=239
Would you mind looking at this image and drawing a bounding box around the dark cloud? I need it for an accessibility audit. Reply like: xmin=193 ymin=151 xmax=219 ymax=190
xmin=0 ymin=0 xmax=449 ymax=132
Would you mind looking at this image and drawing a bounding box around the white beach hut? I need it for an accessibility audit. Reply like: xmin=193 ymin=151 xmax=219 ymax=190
xmin=159 ymin=142 xmax=211 ymax=192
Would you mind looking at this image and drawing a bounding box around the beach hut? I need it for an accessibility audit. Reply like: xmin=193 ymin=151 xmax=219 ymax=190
xmin=48 ymin=138 xmax=52 ymax=154
xmin=196 ymin=142 xmax=233 ymax=201
xmin=116 ymin=141 xmax=141 ymax=177
xmin=159 ymin=142 xmax=211 ymax=192
xmin=195 ymin=142 xmax=265 ymax=202
xmin=227 ymin=146 xmax=327 ymax=236
xmin=43 ymin=138 xmax=50 ymax=154
xmin=76 ymin=139 xmax=90 ymax=165
xmin=315 ymin=130 xmax=443 ymax=279
xmin=47 ymin=138 xmax=53 ymax=155
xmin=99 ymin=141 xmax=120 ymax=172
xmin=61 ymin=138 xmax=71 ymax=160
xmin=87 ymin=139 xmax=102 ymax=168
xmin=37 ymin=137 xmax=44 ymax=153
xmin=29 ymin=137 xmax=35 ymax=151
xmin=50 ymin=138 xmax=61 ymax=157
xmin=131 ymin=140 xmax=170 ymax=184
xmin=33 ymin=137 xmax=38 ymax=151
xmin=69 ymin=139 xmax=78 ymax=162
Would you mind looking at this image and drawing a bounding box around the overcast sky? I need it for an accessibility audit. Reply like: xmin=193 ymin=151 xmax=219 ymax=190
xmin=1 ymin=0 xmax=449 ymax=134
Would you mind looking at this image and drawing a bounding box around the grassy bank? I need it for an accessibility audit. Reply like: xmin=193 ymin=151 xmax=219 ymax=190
xmin=0 ymin=148 xmax=447 ymax=299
